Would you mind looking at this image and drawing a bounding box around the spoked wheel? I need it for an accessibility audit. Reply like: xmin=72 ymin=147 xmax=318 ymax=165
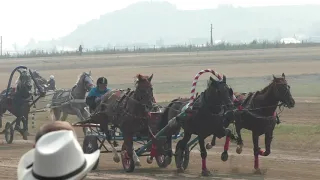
xmin=121 ymin=144 xmax=135 ymax=172
xmin=175 ymin=141 xmax=190 ymax=170
xmin=156 ymin=140 xmax=172 ymax=168
xmin=82 ymin=136 xmax=99 ymax=170
xmin=4 ymin=122 xmax=14 ymax=144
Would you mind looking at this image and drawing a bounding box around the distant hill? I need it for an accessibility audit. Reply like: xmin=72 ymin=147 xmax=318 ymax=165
xmin=26 ymin=1 xmax=320 ymax=50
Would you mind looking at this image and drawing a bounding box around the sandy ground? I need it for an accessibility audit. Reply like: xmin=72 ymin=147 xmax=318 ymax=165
xmin=1 ymin=47 xmax=320 ymax=179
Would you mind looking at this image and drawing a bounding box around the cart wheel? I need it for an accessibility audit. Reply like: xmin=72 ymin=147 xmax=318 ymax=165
xmin=83 ymin=136 xmax=99 ymax=170
xmin=121 ymin=144 xmax=135 ymax=172
xmin=4 ymin=122 xmax=14 ymax=144
xmin=156 ymin=140 xmax=172 ymax=168
xmin=175 ymin=142 xmax=190 ymax=170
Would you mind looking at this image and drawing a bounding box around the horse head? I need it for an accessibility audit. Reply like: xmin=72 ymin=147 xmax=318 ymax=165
xmin=16 ymin=69 xmax=32 ymax=98
xmin=31 ymin=70 xmax=47 ymax=85
xmin=206 ymin=75 xmax=234 ymax=113
xmin=271 ymin=73 xmax=295 ymax=108
xmin=76 ymin=72 xmax=94 ymax=92
xmin=134 ymin=73 xmax=154 ymax=112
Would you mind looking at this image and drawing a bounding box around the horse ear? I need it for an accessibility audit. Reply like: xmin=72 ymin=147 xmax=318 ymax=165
xmin=137 ymin=74 xmax=143 ymax=81
xmin=273 ymin=74 xmax=276 ymax=79
xmin=88 ymin=70 xmax=91 ymax=76
xmin=17 ymin=69 xmax=22 ymax=74
xmin=210 ymin=76 xmax=215 ymax=82
xmin=282 ymin=73 xmax=285 ymax=79
xmin=148 ymin=74 xmax=153 ymax=82
xmin=222 ymin=75 xmax=226 ymax=83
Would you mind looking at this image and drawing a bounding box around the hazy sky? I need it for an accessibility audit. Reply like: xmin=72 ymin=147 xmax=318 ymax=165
xmin=0 ymin=0 xmax=319 ymax=50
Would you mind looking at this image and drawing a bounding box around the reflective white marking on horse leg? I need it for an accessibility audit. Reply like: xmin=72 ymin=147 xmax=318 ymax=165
xmin=132 ymin=147 xmax=141 ymax=166
xmin=107 ymin=140 xmax=120 ymax=162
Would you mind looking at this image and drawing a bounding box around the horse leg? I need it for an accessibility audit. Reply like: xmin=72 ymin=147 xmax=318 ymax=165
xmin=106 ymin=139 xmax=120 ymax=163
xmin=206 ymin=135 xmax=216 ymax=149
xmin=252 ymin=132 xmax=263 ymax=172
xmin=176 ymin=131 xmax=192 ymax=173
xmin=50 ymin=108 xmax=61 ymax=121
xmin=22 ymin=114 xmax=29 ymax=133
xmin=60 ymin=112 xmax=68 ymax=121
xmin=72 ymin=107 xmax=90 ymax=134
xmin=0 ymin=113 xmax=2 ymax=129
xmin=132 ymin=147 xmax=141 ymax=166
xmin=123 ymin=134 xmax=137 ymax=169
xmin=14 ymin=116 xmax=22 ymax=130
xmin=262 ymin=131 xmax=273 ymax=156
xmin=221 ymin=128 xmax=231 ymax=161
xmin=236 ymin=125 xmax=244 ymax=154
xmin=199 ymin=137 xmax=212 ymax=176
xmin=14 ymin=116 xmax=28 ymax=140
xmin=0 ymin=108 xmax=5 ymax=129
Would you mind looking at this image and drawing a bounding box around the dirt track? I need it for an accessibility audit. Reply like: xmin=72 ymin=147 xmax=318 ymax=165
xmin=1 ymin=47 xmax=320 ymax=179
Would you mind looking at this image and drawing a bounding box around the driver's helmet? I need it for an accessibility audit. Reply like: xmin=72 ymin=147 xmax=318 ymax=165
xmin=96 ymin=77 xmax=107 ymax=86
xmin=49 ymin=75 xmax=54 ymax=80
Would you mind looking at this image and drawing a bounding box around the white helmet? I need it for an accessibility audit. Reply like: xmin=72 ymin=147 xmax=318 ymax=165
xmin=49 ymin=75 xmax=54 ymax=79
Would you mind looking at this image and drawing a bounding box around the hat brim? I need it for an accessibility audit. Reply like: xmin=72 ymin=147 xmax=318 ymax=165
xmin=18 ymin=149 xmax=100 ymax=180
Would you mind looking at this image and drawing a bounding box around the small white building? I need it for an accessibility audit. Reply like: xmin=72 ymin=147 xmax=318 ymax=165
xmin=280 ymin=37 xmax=301 ymax=44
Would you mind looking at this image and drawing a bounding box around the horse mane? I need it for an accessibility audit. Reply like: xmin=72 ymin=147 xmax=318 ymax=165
xmin=75 ymin=72 xmax=87 ymax=84
xmin=258 ymin=77 xmax=286 ymax=94
xmin=258 ymin=81 xmax=273 ymax=94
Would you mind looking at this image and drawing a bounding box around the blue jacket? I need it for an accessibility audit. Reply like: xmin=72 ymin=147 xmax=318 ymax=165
xmin=87 ymin=87 xmax=110 ymax=98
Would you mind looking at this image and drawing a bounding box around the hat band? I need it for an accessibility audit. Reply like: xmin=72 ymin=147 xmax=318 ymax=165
xmin=31 ymin=160 xmax=87 ymax=180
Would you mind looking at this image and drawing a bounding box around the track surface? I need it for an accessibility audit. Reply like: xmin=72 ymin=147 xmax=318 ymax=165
xmin=1 ymin=47 xmax=320 ymax=179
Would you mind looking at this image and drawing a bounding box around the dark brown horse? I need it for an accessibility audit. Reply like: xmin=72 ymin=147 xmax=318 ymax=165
xmin=159 ymin=75 xmax=234 ymax=176
xmin=214 ymin=73 xmax=295 ymax=173
xmin=88 ymin=73 xmax=155 ymax=172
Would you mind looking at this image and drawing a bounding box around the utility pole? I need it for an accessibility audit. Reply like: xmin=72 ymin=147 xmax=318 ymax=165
xmin=210 ymin=24 xmax=214 ymax=46
xmin=0 ymin=36 xmax=2 ymax=56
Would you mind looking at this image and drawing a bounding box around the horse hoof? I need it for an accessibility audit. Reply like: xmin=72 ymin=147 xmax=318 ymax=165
xmin=135 ymin=161 xmax=141 ymax=166
xmin=113 ymin=156 xmax=120 ymax=163
xmin=236 ymin=146 xmax=242 ymax=154
xmin=221 ymin=151 xmax=228 ymax=162
xmin=206 ymin=143 xmax=213 ymax=149
xmin=253 ymin=168 xmax=267 ymax=175
xmin=177 ymin=167 xmax=184 ymax=173
xmin=146 ymin=156 xmax=153 ymax=164
xmin=22 ymin=133 xmax=28 ymax=140
xmin=201 ymin=170 xmax=212 ymax=176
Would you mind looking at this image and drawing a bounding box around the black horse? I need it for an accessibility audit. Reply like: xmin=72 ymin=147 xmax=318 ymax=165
xmin=0 ymin=68 xmax=43 ymax=139
xmin=233 ymin=73 xmax=295 ymax=172
xmin=159 ymin=75 xmax=234 ymax=176
xmin=209 ymin=73 xmax=295 ymax=173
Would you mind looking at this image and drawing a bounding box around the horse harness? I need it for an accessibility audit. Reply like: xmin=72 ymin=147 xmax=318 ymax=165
xmin=110 ymin=89 xmax=151 ymax=129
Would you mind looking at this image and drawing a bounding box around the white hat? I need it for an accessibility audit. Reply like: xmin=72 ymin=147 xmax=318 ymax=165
xmin=17 ymin=130 xmax=100 ymax=180
xmin=49 ymin=75 xmax=54 ymax=79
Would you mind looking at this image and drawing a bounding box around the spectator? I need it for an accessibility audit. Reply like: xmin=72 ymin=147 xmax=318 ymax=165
xmin=18 ymin=130 xmax=100 ymax=180
xmin=34 ymin=121 xmax=76 ymax=143
xmin=79 ymin=45 xmax=83 ymax=55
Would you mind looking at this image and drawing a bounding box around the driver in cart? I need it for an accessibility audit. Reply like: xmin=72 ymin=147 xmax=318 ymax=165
xmin=86 ymin=77 xmax=111 ymax=112
xmin=46 ymin=75 xmax=56 ymax=91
